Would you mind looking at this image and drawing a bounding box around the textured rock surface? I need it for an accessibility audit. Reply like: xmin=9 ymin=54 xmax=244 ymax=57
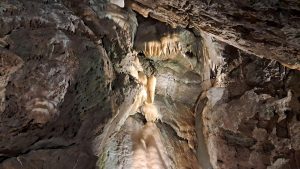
xmin=128 ymin=0 xmax=300 ymax=70
xmin=0 ymin=0 xmax=300 ymax=169
xmin=0 ymin=49 xmax=23 ymax=113
xmin=197 ymin=42 xmax=300 ymax=169
xmin=0 ymin=1 xmax=112 ymax=168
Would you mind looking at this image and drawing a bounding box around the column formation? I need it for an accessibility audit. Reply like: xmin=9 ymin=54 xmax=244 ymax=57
xmin=138 ymin=72 xmax=158 ymax=122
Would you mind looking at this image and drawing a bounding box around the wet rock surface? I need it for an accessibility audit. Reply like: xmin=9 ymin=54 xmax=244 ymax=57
xmin=0 ymin=0 xmax=299 ymax=169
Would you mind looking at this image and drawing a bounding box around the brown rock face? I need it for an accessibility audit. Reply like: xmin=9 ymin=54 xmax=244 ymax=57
xmin=0 ymin=0 xmax=299 ymax=169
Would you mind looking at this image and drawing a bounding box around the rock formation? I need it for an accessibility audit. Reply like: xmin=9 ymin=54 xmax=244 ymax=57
xmin=0 ymin=0 xmax=299 ymax=169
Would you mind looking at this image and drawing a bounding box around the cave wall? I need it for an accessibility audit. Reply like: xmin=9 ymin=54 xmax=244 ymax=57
xmin=127 ymin=0 xmax=300 ymax=70
xmin=198 ymin=37 xmax=300 ymax=169
xmin=0 ymin=0 xmax=300 ymax=169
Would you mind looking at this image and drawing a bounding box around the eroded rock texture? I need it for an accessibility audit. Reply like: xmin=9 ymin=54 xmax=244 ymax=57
xmin=197 ymin=41 xmax=300 ymax=169
xmin=0 ymin=0 xmax=299 ymax=169
xmin=128 ymin=0 xmax=300 ymax=70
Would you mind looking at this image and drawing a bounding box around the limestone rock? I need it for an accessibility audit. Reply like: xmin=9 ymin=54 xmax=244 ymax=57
xmin=0 ymin=0 xmax=300 ymax=169
xmin=128 ymin=0 xmax=300 ymax=70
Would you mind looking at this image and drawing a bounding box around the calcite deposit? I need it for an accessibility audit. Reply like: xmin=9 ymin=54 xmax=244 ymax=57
xmin=0 ymin=0 xmax=299 ymax=169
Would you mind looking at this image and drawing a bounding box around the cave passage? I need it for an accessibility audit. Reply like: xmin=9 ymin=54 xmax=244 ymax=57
xmin=0 ymin=0 xmax=300 ymax=169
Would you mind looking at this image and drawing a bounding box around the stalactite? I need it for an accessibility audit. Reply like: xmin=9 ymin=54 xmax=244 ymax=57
xmin=146 ymin=75 xmax=156 ymax=104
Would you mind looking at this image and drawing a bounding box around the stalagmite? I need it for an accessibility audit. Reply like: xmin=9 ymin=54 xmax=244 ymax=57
xmin=131 ymin=123 xmax=168 ymax=169
xmin=131 ymin=137 xmax=148 ymax=169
